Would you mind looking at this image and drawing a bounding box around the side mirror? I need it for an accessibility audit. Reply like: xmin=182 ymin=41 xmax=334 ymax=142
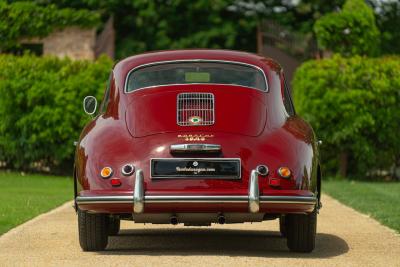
xmin=83 ymin=96 xmax=97 ymax=115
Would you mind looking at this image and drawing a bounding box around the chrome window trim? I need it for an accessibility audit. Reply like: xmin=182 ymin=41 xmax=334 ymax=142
xmin=124 ymin=59 xmax=269 ymax=93
xmin=149 ymin=157 xmax=241 ymax=179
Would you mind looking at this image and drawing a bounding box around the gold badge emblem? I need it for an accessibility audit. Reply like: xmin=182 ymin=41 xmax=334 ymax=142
xmin=177 ymin=134 xmax=214 ymax=141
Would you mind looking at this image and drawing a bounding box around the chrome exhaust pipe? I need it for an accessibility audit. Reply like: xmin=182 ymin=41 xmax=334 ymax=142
xmin=170 ymin=215 xmax=178 ymax=225
xmin=217 ymin=214 xmax=225 ymax=224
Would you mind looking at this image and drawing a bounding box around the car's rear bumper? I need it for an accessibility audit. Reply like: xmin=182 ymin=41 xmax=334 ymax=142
xmin=76 ymin=168 xmax=317 ymax=214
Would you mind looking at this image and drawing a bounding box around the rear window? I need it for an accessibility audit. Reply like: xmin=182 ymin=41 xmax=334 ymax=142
xmin=126 ymin=61 xmax=267 ymax=92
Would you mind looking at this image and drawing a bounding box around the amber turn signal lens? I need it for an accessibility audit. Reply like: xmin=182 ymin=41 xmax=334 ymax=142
xmin=278 ymin=167 xmax=291 ymax=179
xmin=100 ymin=167 xmax=113 ymax=178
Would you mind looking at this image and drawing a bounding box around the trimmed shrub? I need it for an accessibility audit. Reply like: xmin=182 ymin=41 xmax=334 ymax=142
xmin=0 ymin=54 xmax=113 ymax=172
xmin=293 ymin=55 xmax=400 ymax=178
xmin=313 ymin=0 xmax=380 ymax=56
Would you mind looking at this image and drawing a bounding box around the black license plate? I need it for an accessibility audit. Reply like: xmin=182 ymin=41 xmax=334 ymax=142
xmin=151 ymin=158 xmax=241 ymax=179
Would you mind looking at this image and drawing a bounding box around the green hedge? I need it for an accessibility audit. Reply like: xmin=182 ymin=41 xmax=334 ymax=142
xmin=0 ymin=54 xmax=113 ymax=172
xmin=293 ymin=55 xmax=400 ymax=178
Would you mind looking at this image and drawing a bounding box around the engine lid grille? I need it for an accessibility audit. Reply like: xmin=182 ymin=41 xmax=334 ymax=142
xmin=177 ymin=93 xmax=215 ymax=126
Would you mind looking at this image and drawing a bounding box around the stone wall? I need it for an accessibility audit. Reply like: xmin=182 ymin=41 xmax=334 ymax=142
xmin=42 ymin=27 xmax=96 ymax=60
xmin=20 ymin=26 xmax=102 ymax=60
xmin=19 ymin=18 xmax=115 ymax=60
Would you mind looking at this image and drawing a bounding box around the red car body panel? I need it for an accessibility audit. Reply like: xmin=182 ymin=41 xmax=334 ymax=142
xmin=74 ymin=50 xmax=320 ymax=220
xmin=126 ymin=85 xmax=267 ymax=137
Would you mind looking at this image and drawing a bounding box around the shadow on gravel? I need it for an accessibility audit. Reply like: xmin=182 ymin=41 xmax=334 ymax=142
xmin=100 ymin=228 xmax=348 ymax=258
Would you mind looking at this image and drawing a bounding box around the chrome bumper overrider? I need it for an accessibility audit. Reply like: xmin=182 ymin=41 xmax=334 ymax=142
xmin=76 ymin=168 xmax=317 ymax=213
xmin=133 ymin=169 xmax=144 ymax=213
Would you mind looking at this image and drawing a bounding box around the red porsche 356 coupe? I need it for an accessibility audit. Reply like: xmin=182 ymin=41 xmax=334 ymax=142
xmin=75 ymin=49 xmax=321 ymax=252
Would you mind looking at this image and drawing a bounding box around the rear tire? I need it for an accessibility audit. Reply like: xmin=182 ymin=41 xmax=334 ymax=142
xmin=285 ymin=210 xmax=317 ymax=253
xmin=107 ymin=216 xmax=120 ymax=236
xmin=78 ymin=209 xmax=108 ymax=251
xmin=279 ymin=216 xmax=287 ymax=237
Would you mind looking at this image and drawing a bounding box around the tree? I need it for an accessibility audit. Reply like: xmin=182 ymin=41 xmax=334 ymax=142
xmin=25 ymin=0 xmax=257 ymax=59
xmin=368 ymin=0 xmax=400 ymax=55
xmin=7 ymin=0 xmax=400 ymax=58
xmin=313 ymin=0 xmax=380 ymax=56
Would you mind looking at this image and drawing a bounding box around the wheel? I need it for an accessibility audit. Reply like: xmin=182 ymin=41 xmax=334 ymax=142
xmin=107 ymin=216 xmax=120 ymax=236
xmin=285 ymin=210 xmax=317 ymax=253
xmin=279 ymin=216 xmax=287 ymax=237
xmin=78 ymin=209 xmax=108 ymax=251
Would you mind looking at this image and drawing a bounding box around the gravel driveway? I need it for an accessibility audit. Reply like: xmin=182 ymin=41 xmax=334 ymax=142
xmin=0 ymin=194 xmax=399 ymax=267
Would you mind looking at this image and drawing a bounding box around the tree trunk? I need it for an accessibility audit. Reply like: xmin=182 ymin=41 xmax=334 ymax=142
xmin=339 ymin=151 xmax=348 ymax=178
xmin=257 ymin=23 xmax=263 ymax=55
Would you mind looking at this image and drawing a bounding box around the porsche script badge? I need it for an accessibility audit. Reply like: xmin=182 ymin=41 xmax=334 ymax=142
xmin=177 ymin=134 xmax=214 ymax=141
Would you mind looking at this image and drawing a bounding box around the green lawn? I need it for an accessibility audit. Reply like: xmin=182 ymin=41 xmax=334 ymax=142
xmin=323 ymin=179 xmax=400 ymax=233
xmin=0 ymin=171 xmax=73 ymax=235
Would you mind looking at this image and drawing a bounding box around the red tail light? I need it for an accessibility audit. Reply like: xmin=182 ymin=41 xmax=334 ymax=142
xmin=110 ymin=178 xmax=122 ymax=187
xmin=269 ymin=178 xmax=280 ymax=187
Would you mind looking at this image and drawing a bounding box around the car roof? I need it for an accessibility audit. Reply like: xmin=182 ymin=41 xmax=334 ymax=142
xmin=114 ymin=49 xmax=282 ymax=74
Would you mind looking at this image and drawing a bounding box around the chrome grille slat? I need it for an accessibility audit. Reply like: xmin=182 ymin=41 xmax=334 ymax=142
xmin=177 ymin=93 xmax=215 ymax=126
